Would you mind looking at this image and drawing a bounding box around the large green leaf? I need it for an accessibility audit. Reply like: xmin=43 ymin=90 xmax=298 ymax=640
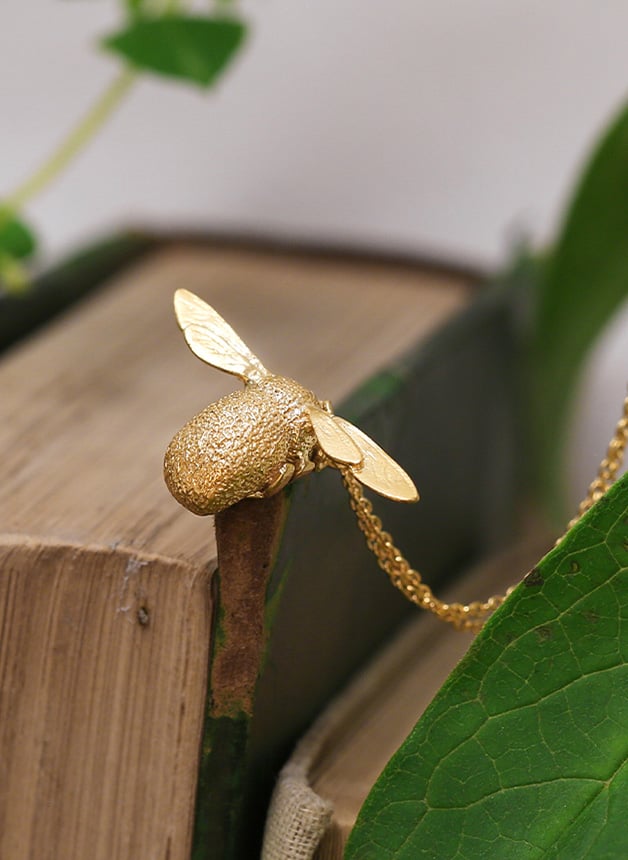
xmin=530 ymin=100 xmax=628 ymax=516
xmin=102 ymin=15 xmax=247 ymax=88
xmin=346 ymin=473 xmax=628 ymax=859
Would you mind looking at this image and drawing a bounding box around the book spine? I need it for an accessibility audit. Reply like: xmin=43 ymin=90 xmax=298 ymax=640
xmin=192 ymin=494 xmax=287 ymax=859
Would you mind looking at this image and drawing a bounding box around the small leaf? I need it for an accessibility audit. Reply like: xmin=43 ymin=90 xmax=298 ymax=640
xmin=102 ymin=15 xmax=247 ymax=87
xmin=529 ymin=100 xmax=628 ymax=516
xmin=346 ymin=474 xmax=628 ymax=859
xmin=0 ymin=210 xmax=37 ymax=260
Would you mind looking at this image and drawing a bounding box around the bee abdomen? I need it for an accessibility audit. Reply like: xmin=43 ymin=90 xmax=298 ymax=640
xmin=164 ymin=387 xmax=293 ymax=515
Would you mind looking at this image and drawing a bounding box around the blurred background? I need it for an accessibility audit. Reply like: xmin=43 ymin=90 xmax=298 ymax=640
xmin=2 ymin=0 xmax=627 ymax=502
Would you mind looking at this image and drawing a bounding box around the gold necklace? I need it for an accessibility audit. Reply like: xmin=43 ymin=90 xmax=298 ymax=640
xmin=340 ymin=393 xmax=627 ymax=632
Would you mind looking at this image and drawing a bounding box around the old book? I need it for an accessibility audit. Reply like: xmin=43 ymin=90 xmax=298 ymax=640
xmin=0 ymin=240 xmax=506 ymax=859
xmin=261 ymin=538 xmax=551 ymax=860
xmin=0 ymin=230 xmax=157 ymax=353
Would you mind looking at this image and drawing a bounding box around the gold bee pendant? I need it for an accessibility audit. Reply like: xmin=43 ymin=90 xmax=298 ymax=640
xmin=163 ymin=290 xmax=628 ymax=632
xmin=164 ymin=289 xmax=418 ymax=516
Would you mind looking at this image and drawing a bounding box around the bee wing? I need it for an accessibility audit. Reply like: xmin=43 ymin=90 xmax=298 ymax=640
xmin=334 ymin=417 xmax=419 ymax=502
xmin=174 ymin=289 xmax=268 ymax=383
xmin=306 ymin=406 xmax=363 ymax=465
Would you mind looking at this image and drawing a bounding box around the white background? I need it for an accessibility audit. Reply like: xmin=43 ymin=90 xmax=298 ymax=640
xmin=1 ymin=1 xmax=627 ymax=501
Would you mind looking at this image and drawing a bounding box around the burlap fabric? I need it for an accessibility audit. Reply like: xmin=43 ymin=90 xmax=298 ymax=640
xmin=262 ymin=758 xmax=333 ymax=860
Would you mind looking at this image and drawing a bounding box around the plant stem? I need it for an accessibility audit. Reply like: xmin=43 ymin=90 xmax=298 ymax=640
xmin=5 ymin=67 xmax=136 ymax=212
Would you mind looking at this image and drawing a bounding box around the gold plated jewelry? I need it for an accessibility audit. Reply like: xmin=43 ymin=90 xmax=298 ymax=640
xmin=164 ymin=290 xmax=627 ymax=633
xmin=164 ymin=290 xmax=418 ymax=516
xmin=342 ymin=393 xmax=628 ymax=632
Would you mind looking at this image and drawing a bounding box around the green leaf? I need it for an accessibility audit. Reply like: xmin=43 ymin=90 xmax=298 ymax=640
xmin=530 ymin=100 xmax=628 ymax=516
xmin=124 ymin=0 xmax=143 ymax=17
xmin=0 ymin=210 xmax=36 ymax=260
xmin=346 ymin=473 xmax=628 ymax=859
xmin=102 ymin=15 xmax=247 ymax=88
xmin=124 ymin=0 xmax=143 ymax=14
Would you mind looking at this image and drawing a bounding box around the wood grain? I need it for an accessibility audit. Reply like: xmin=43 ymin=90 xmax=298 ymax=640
xmin=0 ymin=244 xmax=467 ymax=565
xmin=0 ymin=243 xmax=470 ymax=859
xmin=0 ymin=537 xmax=212 ymax=860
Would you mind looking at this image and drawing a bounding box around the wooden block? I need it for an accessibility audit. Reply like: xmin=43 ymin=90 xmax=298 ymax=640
xmin=0 ymin=538 xmax=212 ymax=860
xmin=0 ymin=242 xmax=473 ymax=858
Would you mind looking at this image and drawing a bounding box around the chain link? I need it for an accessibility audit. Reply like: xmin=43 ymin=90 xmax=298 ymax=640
xmin=342 ymin=393 xmax=628 ymax=633
xmin=562 ymin=394 xmax=628 ymax=534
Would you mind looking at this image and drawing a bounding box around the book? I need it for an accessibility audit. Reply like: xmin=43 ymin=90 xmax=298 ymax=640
xmin=261 ymin=537 xmax=551 ymax=860
xmin=0 ymin=230 xmax=157 ymax=353
xmin=0 ymin=239 xmax=515 ymax=859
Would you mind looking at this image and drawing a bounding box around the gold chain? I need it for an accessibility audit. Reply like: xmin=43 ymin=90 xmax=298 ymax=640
xmin=342 ymin=393 xmax=628 ymax=633
xmin=562 ymin=393 xmax=628 ymax=532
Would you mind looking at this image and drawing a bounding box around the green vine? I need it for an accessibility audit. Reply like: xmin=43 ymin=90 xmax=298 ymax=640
xmin=5 ymin=69 xmax=136 ymax=213
xmin=0 ymin=1 xmax=247 ymax=293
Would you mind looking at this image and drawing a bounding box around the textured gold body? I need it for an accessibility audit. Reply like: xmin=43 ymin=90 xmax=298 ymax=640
xmin=164 ymin=289 xmax=418 ymax=515
xmin=164 ymin=376 xmax=319 ymax=515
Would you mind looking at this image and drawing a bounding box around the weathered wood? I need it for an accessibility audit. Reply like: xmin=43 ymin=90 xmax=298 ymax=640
xmin=0 ymin=243 xmax=470 ymax=858
xmin=0 ymin=231 xmax=157 ymax=356
xmin=0 ymin=537 xmax=212 ymax=860
xmin=193 ymin=494 xmax=288 ymax=859
xmin=0 ymin=244 xmax=466 ymax=564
